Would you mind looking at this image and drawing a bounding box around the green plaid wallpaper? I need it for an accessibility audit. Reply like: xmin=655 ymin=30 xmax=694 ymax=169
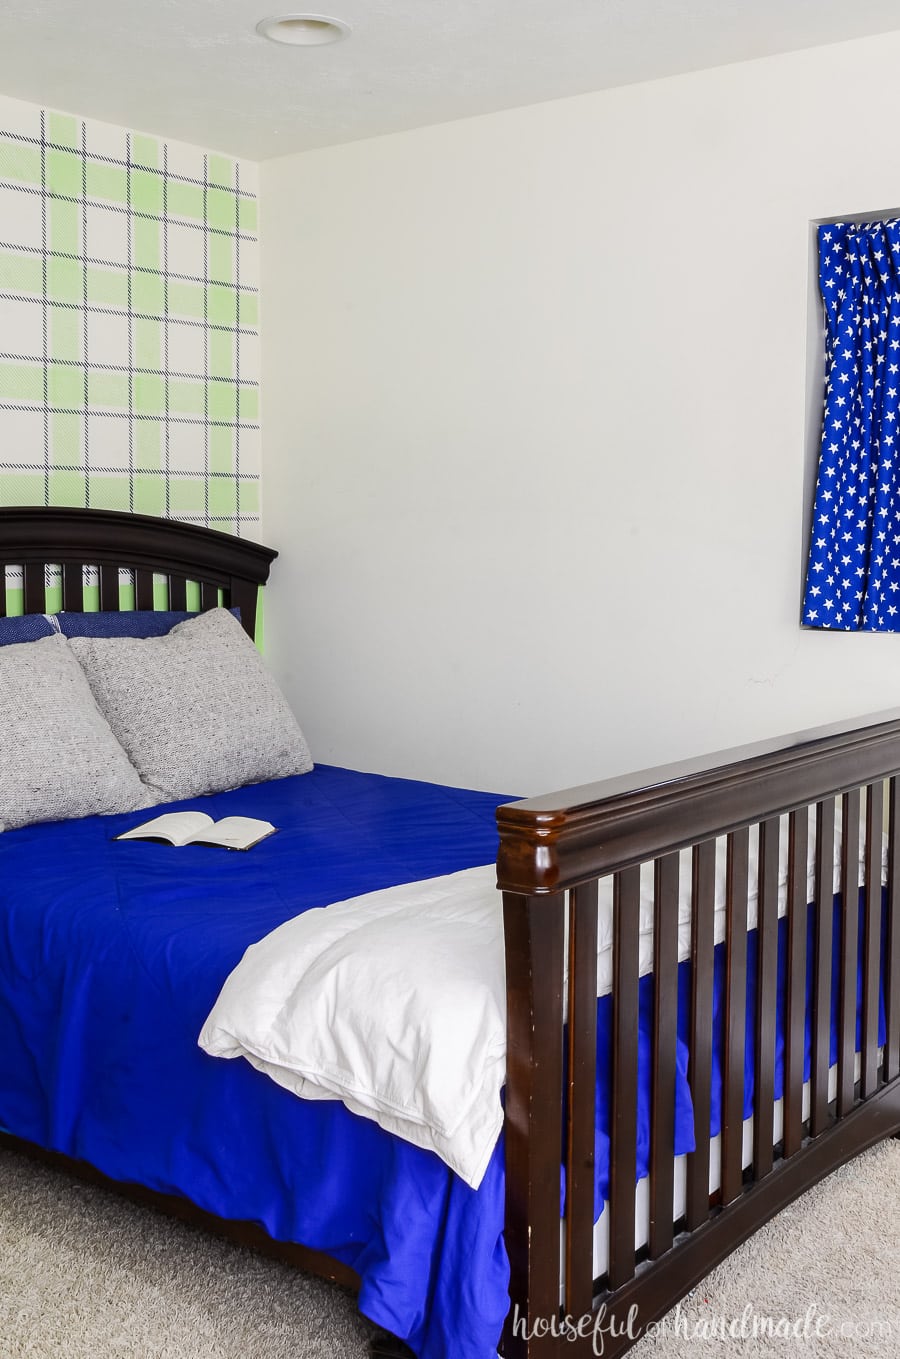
xmin=0 ymin=96 xmax=259 ymax=541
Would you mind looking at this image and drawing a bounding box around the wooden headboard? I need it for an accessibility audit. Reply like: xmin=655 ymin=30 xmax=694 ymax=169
xmin=0 ymin=506 xmax=277 ymax=639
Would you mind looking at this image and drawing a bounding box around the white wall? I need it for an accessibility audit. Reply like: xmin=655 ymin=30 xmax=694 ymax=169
xmin=261 ymin=31 xmax=900 ymax=796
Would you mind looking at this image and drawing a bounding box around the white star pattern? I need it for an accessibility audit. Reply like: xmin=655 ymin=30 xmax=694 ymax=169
xmin=803 ymin=220 xmax=900 ymax=630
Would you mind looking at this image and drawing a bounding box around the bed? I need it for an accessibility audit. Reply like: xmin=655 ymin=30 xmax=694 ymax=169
xmin=1 ymin=504 xmax=899 ymax=1359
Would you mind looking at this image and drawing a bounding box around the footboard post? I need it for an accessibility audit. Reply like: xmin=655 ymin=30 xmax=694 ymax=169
xmin=501 ymin=889 xmax=565 ymax=1358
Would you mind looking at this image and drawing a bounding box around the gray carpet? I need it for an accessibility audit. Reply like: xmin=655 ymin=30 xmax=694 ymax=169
xmin=1 ymin=1139 xmax=899 ymax=1357
xmin=0 ymin=1148 xmax=371 ymax=1358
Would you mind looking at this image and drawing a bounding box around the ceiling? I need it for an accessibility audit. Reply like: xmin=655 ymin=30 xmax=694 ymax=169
xmin=3 ymin=0 xmax=900 ymax=161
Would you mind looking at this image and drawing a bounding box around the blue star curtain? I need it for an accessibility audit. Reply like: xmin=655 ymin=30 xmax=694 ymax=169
xmin=802 ymin=219 xmax=900 ymax=631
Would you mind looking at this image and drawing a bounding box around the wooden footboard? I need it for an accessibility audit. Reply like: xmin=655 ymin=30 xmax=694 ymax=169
xmin=496 ymin=711 xmax=900 ymax=1357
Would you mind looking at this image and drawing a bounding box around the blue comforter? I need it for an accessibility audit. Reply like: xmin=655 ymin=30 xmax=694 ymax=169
xmin=0 ymin=767 xmax=511 ymax=1359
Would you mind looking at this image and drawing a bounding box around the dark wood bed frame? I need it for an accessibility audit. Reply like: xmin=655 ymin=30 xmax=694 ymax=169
xmin=2 ymin=503 xmax=900 ymax=1359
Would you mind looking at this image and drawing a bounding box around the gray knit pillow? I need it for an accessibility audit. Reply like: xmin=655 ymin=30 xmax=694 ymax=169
xmin=69 ymin=608 xmax=313 ymax=801
xmin=0 ymin=635 xmax=154 ymax=830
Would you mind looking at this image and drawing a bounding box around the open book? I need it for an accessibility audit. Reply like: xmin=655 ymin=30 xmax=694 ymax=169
xmin=116 ymin=811 xmax=277 ymax=851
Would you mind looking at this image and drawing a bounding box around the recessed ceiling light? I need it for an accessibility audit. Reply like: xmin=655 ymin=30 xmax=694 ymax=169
xmin=256 ymin=14 xmax=351 ymax=46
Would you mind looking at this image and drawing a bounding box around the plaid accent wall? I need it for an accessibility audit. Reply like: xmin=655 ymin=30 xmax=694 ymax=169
xmin=0 ymin=98 xmax=260 ymax=547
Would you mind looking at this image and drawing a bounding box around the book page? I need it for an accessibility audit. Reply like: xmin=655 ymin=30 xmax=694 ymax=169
xmin=117 ymin=811 xmax=216 ymax=846
xmin=188 ymin=816 xmax=276 ymax=850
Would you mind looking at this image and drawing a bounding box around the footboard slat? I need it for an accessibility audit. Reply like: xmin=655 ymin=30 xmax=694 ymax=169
xmin=753 ymin=818 xmax=779 ymax=1180
xmin=812 ymin=798 xmax=836 ymax=1136
xmin=862 ymin=782 xmax=883 ymax=1098
xmin=649 ymin=854 xmax=678 ymax=1259
xmin=564 ymin=882 xmax=598 ymax=1320
xmin=783 ymin=809 xmax=808 ymax=1158
xmin=722 ymin=829 xmax=749 ymax=1205
xmin=838 ymin=790 xmax=861 ymax=1117
xmin=608 ymin=868 xmax=640 ymax=1290
xmin=886 ymin=778 xmax=900 ymax=1082
xmin=685 ymin=840 xmax=715 ymax=1232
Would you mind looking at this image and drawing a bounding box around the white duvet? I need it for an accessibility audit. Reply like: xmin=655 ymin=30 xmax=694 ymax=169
xmin=199 ymin=807 xmax=885 ymax=1190
xmin=199 ymin=867 xmax=507 ymax=1188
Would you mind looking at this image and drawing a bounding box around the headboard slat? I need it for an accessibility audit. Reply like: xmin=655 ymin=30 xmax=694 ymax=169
xmin=134 ymin=569 xmax=155 ymax=610
xmin=63 ymin=561 xmax=84 ymax=612
xmin=99 ymin=565 xmax=120 ymax=611
xmin=23 ymin=562 xmax=46 ymax=615
xmin=169 ymin=576 xmax=188 ymax=611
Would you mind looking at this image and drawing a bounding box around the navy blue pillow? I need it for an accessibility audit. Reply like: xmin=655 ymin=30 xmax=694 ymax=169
xmin=54 ymin=607 xmax=241 ymax=639
xmin=55 ymin=610 xmax=197 ymax=639
xmin=0 ymin=613 xmax=55 ymax=646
